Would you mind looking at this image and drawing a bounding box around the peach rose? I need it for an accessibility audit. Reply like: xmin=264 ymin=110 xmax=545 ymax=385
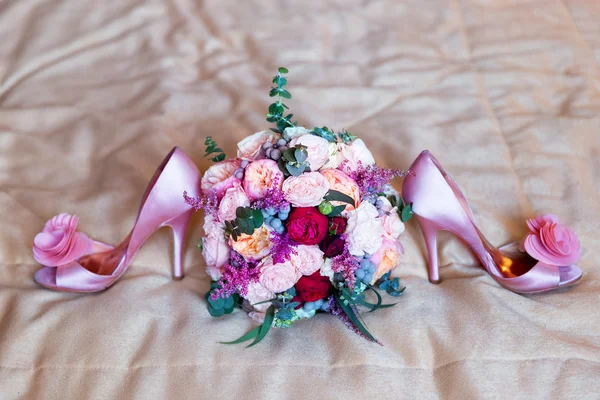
xmin=258 ymin=256 xmax=301 ymax=293
xmin=230 ymin=225 xmax=271 ymax=261
xmin=289 ymin=134 xmax=331 ymax=171
xmin=282 ymin=172 xmax=330 ymax=207
xmin=243 ymin=159 xmax=284 ymax=200
xmin=237 ymin=131 xmax=275 ymax=160
xmin=201 ymin=159 xmax=242 ymax=199
xmin=378 ymin=196 xmax=405 ymax=239
xmin=245 ymin=281 xmax=275 ymax=312
xmin=289 ymin=245 xmax=325 ymax=275
xmin=218 ymin=183 xmax=250 ymax=222
xmin=371 ymin=238 xmax=404 ymax=284
xmin=340 ymin=139 xmax=375 ymax=172
xmin=33 ymin=213 xmax=93 ymax=267
xmin=320 ymin=169 xmax=360 ymax=211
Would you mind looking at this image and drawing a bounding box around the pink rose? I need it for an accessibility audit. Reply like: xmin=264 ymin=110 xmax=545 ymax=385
xmin=524 ymin=215 xmax=581 ymax=266
xmin=237 ymin=131 xmax=275 ymax=160
xmin=230 ymin=226 xmax=271 ymax=261
xmin=248 ymin=311 xmax=266 ymax=324
xmin=282 ymin=172 xmax=330 ymax=207
xmin=340 ymin=139 xmax=375 ymax=172
xmin=33 ymin=213 xmax=94 ymax=267
xmin=243 ymin=159 xmax=284 ymax=200
xmin=202 ymin=215 xmax=229 ymax=272
xmin=245 ymin=281 xmax=275 ymax=312
xmin=201 ymin=159 xmax=242 ymax=199
xmin=378 ymin=196 xmax=405 ymax=239
xmin=289 ymin=134 xmax=331 ymax=171
xmin=371 ymin=238 xmax=404 ymax=284
xmin=218 ymin=183 xmax=250 ymax=222
xmin=320 ymin=169 xmax=360 ymax=211
xmin=289 ymin=245 xmax=325 ymax=275
xmin=346 ymin=202 xmax=384 ymax=257
xmin=259 ymin=256 xmax=301 ymax=293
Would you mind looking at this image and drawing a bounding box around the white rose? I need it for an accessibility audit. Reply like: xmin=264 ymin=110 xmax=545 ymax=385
xmin=340 ymin=139 xmax=375 ymax=172
xmin=346 ymin=202 xmax=384 ymax=257
xmin=322 ymin=142 xmax=343 ymax=169
xmin=282 ymin=172 xmax=330 ymax=207
xmin=237 ymin=131 xmax=274 ymax=160
xmin=289 ymin=135 xmax=331 ymax=171
xmin=245 ymin=281 xmax=275 ymax=312
xmin=378 ymin=196 xmax=405 ymax=239
xmin=283 ymin=126 xmax=311 ymax=140
xmin=218 ymin=183 xmax=250 ymax=222
xmin=320 ymin=258 xmax=335 ymax=282
xmin=289 ymin=245 xmax=325 ymax=275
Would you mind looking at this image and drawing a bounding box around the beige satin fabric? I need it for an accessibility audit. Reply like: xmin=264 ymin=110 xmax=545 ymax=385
xmin=1 ymin=0 xmax=599 ymax=398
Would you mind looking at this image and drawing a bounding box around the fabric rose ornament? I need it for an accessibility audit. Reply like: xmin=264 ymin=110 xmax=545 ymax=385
xmin=524 ymin=215 xmax=581 ymax=266
xmin=237 ymin=131 xmax=274 ymax=160
xmin=201 ymin=159 xmax=242 ymax=199
xmin=371 ymin=238 xmax=404 ymax=284
xmin=33 ymin=213 xmax=94 ymax=267
xmin=230 ymin=225 xmax=272 ymax=261
xmin=289 ymin=245 xmax=325 ymax=275
xmin=259 ymin=256 xmax=301 ymax=293
xmin=218 ymin=183 xmax=250 ymax=222
xmin=320 ymin=169 xmax=360 ymax=211
xmin=282 ymin=172 xmax=330 ymax=207
xmin=243 ymin=159 xmax=284 ymax=200
xmin=346 ymin=202 xmax=384 ymax=257
xmin=294 ymin=271 xmax=331 ymax=303
xmin=286 ymin=207 xmax=329 ymax=245
xmin=289 ymin=135 xmax=331 ymax=171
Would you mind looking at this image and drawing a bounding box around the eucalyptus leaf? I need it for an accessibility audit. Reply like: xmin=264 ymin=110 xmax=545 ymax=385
xmin=269 ymin=87 xmax=279 ymax=97
xmin=208 ymin=306 xmax=225 ymax=317
xmin=248 ymin=306 xmax=275 ymax=347
xmin=224 ymin=296 xmax=234 ymax=309
xmin=401 ymin=204 xmax=413 ymax=222
xmin=278 ymin=67 xmax=289 ymax=74
xmin=286 ymin=162 xmax=305 ymax=176
xmin=324 ymin=190 xmax=356 ymax=207
xmin=236 ymin=218 xmax=254 ymax=235
xmin=294 ymin=148 xmax=308 ymax=163
xmin=236 ymin=207 xmax=252 ymax=219
xmin=212 ymin=154 xmax=225 ymax=162
xmin=283 ymin=148 xmax=296 ymax=162
xmin=251 ymin=209 xmax=264 ymax=228
xmin=220 ymin=325 xmax=261 ymax=345
xmin=279 ymin=89 xmax=292 ymax=99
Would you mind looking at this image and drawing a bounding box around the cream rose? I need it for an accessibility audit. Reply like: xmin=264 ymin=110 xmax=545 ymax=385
xmin=245 ymin=281 xmax=275 ymax=312
xmin=289 ymin=134 xmax=331 ymax=171
xmin=237 ymin=131 xmax=274 ymax=160
xmin=320 ymin=169 xmax=361 ymax=212
xmin=289 ymin=245 xmax=325 ymax=275
xmin=243 ymin=159 xmax=284 ymax=200
xmin=283 ymin=126 xmax=311 ymax=140
xmin=201 ymin=159 xmax=242 ymax=199
xmin=218 ymin=183 xmax=250 ymax=222
xmin=371 ymin=238 xmax=404 ymax=284
xmin=230 ymin=225 xmax=271 ymax=261
xmin=259 ymin=256 xmax=301 ymax=293
xmin=340 ymin=139 xmax=375 ymax=172
xmin=282 ymin=172 xmax=330 ymax=207
xmin=346 ymin=202 xmax=384 ymax=257
xmin=378 ymin=196 xmax=405 ymax=239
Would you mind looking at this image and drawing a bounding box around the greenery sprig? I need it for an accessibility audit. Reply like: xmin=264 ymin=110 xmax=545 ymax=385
xmin=204 ymin=136 xmax=226 ymax=162
xmin=266 ymin=67 xmax=298 ymax=134
xmin=225 ymin=206 xmax=264 ymax=241
xmin=388 ymin=194 xmax=413 ymax=222
xmin=277 ymin=144 xmax=310 ymax=177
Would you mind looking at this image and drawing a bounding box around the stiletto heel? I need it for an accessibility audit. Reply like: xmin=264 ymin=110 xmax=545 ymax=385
xmin=166 ymin=210 xmax=193 ymax=280
xmin=418 ymin=216 xmax=441 ymax=284
xmin=32 ymin=147 xmax=201 ymax=293
xmin=403 ymin=150 xmax=582 ymax=294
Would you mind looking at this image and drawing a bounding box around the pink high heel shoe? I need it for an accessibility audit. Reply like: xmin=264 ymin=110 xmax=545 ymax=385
xmin=33 ymin=147 xmax=200 ymax=293
xmin=402 ymin=150 xmax=582 ymax=294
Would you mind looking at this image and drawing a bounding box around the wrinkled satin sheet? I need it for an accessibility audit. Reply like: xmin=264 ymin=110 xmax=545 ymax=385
xmin=1 ymin=0 xmax=599 ymax=398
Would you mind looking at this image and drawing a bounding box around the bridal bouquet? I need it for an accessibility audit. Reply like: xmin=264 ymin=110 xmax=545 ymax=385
xmin=185 ymin=68 xmax=413 ymax=346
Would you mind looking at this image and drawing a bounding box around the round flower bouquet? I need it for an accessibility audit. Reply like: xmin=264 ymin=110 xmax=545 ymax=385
xmin=185 ymin=68 xmax=413 ymax=346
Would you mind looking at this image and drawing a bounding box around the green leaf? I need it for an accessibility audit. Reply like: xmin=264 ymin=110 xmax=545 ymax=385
xmin=294 ymin=148 xmax=308 ymax=163
xmin=236 ymin=218 xmax=254 ymax=235
xmin=247 ymin=306 xmax=275 ymax=347
xmin=236 ymin=207 xmax=252 ymax=219
xmin=401 ymin=203 xmax=413 ymax=222
xmin=208 ymin=296 xmax=225 ymax=310
xmin=208 ymin=306 xmax=225 ymax=317
xmin=269 ymin=103 xmax=284 ymax=116
xmin=269 ymin=87 xmax=279 ymax=97
xmin=327 ymin=204 xmax=347 ymax=217
xmin=224 ymin=296 xmax=234 ymax=309
xmin=251 ymin=209 xmax=264 ymax=228
xmin=324 ymin=190 xmax=356 ymax=207
xmin=283 ymin=148 xmax=296 ymax=162
xmin=333 ymin=291 xmax=378 ymax=343
xmin=220 ymin=325 xmax=261 ymax=345
xmin=286 ymin=162 xmax=305 ymax=176
xmin=212 ymin=154 xmax=225 ymax=162
xmin=273 ymin=76 xmax=287 ymax=88
xmin=278 ymin=67 xmax=289 ymax=74
xmin=279 ymin=89 xmax=292 ymax=99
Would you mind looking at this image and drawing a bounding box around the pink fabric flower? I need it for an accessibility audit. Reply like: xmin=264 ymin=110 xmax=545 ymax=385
xmin=371 ymin=238 xmax=404 ymax=284
xmin=237 ymin=131 xmax=274 ymax=160
xmin=245 ymin=281 xmax=275 ymax=312
xmin=289 ymin=134 xmax=331 ymax=171
xmin=243 ymin=159 xmax=284 ymax=200
xmin=282 ymin=172 xmax=330 ymax=207
xmin=201 ymin=159 xmax=242 ymax=199
xmin=320 ymin=169 xmax=360 ymax=211
xmin=340 ymin=139 xmax=375 ymax=172
xmin=289 ymin=245 xmax=325 ymax=275
xmin=218 ymin=183 xmax=250 ymax=222
xmin=258 ymin=256 xmax=301 ymax=293
xmin=524 ymin=215 xmax=581 ymax=266
xmin=33 ymin=213 xmax=93 ymax=267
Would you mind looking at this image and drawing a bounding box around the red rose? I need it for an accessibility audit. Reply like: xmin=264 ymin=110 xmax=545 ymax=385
xmin=329 ymin=217 xmax=347 ymax=235
xmin=286 ymin=207 xmax=329 ymax=245
xmin=295 ymin=271 xmax=331 ymax=303
xmin=320 ymin=235 xmax=346 ymax=258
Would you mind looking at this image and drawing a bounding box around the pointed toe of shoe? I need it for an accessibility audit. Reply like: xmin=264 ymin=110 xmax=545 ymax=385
xmin=34 ymin=267 xmax=58 ymax=289
xmin=559 ymin=264 xmax=582 ymax=287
